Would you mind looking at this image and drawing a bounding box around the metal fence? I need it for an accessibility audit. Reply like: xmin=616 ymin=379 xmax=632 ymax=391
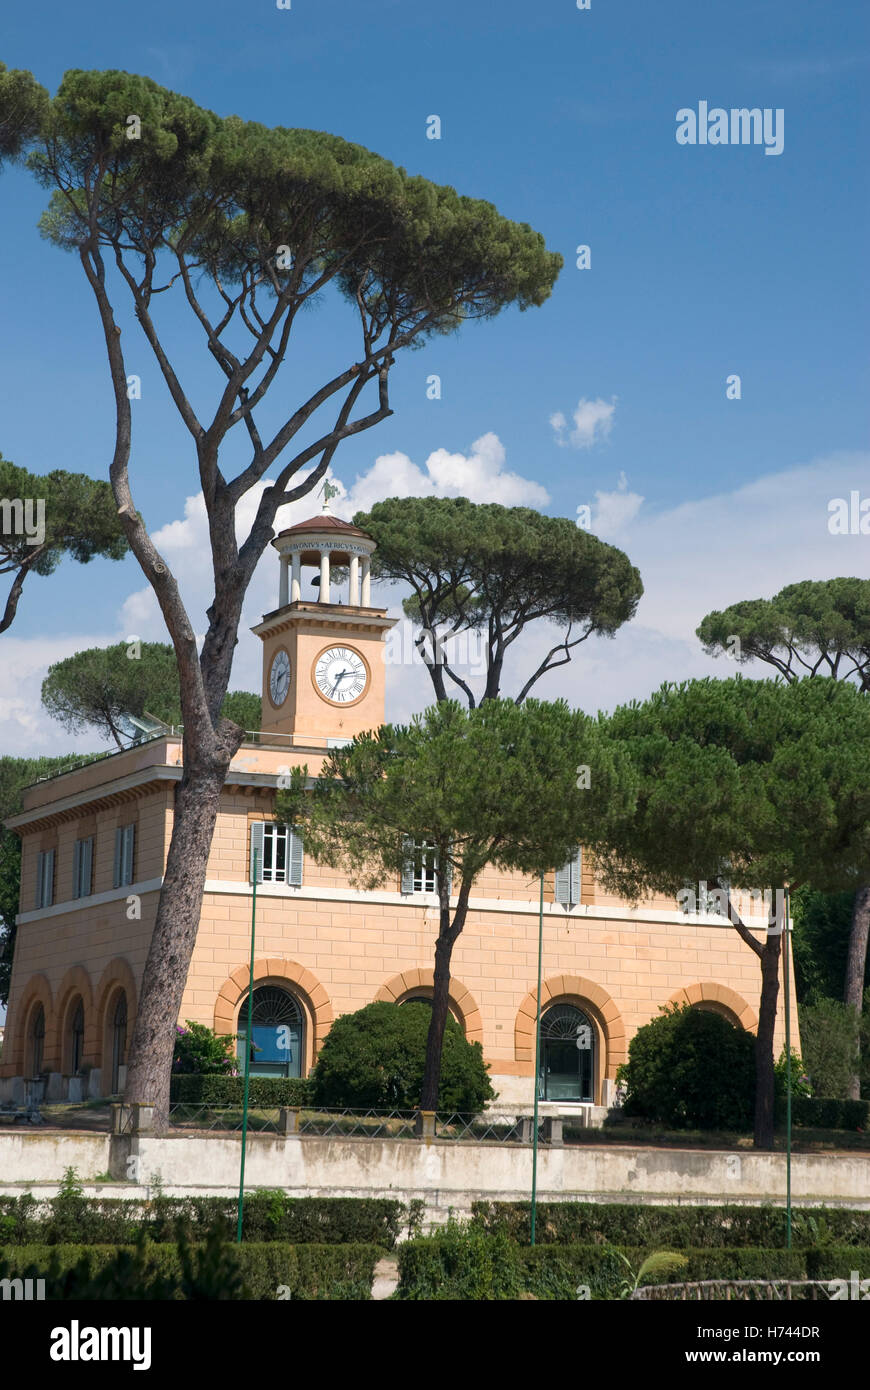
xmin=632 ymin=1280 xmax=833 ymax=1301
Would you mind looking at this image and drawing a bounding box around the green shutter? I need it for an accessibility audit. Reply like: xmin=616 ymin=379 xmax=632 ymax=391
xmin=113 ymin=829 xmax=122 ymax=889
xmin=288 ymin=828 xmax=304 ymax=887
xmin=73 ymin=840 xmax=82 ymax=899
xmin=82 ymin=837 xmax=93 ymax=897
xmin=36 ymin=852 xmax=45 ymax=909
xmin=555 ymin=848 xmax=581 ymax=906
xmin=250 ymin=822 xmax=265 ymax=884
xmin=123 ymin=826 xmax=135 ymax=886
xmin=44 ymin=849 xmax=55 ymax=907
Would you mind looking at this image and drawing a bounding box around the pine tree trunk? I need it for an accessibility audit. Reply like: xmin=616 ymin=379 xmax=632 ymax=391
xmin=844 ymin=884 xmax=870 ymax=1100
xmin=419 ymin=880 xmax=470 ymax=1111
xmin=754 ymin=929 xmax=783 ymax=1149
xmin=122 ymin=733 xmax=242 ymax=1129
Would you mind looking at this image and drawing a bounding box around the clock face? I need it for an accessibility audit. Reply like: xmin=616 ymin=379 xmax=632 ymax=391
xmin=314 ymin=646 xmax=368 ymax=704
xmin=269 ymin=649 xmax=291 ymax=706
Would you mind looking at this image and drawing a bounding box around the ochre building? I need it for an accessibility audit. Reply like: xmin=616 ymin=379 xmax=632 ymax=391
xmin=1 ymin=510 xmax=797 ymax=1115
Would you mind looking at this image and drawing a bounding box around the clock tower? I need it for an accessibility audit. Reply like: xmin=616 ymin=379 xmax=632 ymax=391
xmin=252 ymin=503 xmax=396 ymax=745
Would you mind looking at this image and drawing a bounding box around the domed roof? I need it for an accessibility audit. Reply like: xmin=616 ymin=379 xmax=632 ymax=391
xmin=275 ymin=514 xmax=369 ymax=540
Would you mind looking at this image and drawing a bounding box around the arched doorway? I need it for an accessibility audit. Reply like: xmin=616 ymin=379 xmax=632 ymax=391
xmin=538 ymin=1003 xmax=595 ymax=1102
xmin=110 ymin=993 xmax=127 ymax=1093
xmin=236 ymin=985 xmax=304 ymax=1078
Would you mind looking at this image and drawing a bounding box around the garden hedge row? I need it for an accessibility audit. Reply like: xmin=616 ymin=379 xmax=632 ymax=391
xmin=790 ymin=1097 xmax=869 ymax=1130
xmin=0 ymin=1242 xmax=381 ymax=1300
xmin=470 ymin=1201 xmax=870 ymax=1249
xmin=0 ymin=1193 xmax=403 ymax=1248
xmin=397 ymin=1234 xmax=870 ymax=1300
xmin=169 ymin=1075 xmax=312 ymax=1105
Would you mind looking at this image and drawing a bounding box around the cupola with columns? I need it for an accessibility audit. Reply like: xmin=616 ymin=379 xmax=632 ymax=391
xmin=251 ymin=490 xmax=396 ymax=744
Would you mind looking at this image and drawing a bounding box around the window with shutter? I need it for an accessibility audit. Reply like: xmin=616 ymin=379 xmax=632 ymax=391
xmin=554 ymin=848 xmax=582 ymax=907
xmin=250 ymin=822 xmax=303 ymax=887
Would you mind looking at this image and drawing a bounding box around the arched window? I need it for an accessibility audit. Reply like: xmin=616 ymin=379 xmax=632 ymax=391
xmin=70 ymin=998 xmax=85 ymax=1074
xmin=538 ymin=1003 xmax=595 ymax=1103
xmin=30 ymin=1005 xmax=46 ymax=1077
xmin=237 ymin=986 xmax=304 ymax=1078
xmin=111 ymin=993 xmax=127 ymax=1093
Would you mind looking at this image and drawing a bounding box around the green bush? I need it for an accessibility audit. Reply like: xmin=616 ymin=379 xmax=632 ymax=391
xmin=172 ymin=1021 xmax=237 ymax=1076
xmin=169 ymin=1074 xmax=312 ymax=1105
xmin=0 ymin=1194 xmax=402 ymax=1248
xmin=309 ymin=1001 xmax=495 ymax=1112
xmin=798 ymin=999 xmax=861 ymax=1100
xmin=395 ymin=1233 xmax=812 ymax=1300
xmin=804 ymin=1246 xmax=870 ymax=1282
xmin=0 ymin=1238 xmax=380 ymax=1299
xmin=617 ymin=1004 xmax=756 ymax=1130
xmin=470 ymin=1201 xmax=870 ymax=1249
xmin=791 ymin=1097 xmax=869 ymax=1130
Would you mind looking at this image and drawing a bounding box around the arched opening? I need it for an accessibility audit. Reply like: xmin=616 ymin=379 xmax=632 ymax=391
xmin=110 ymin=993 xmax=127 ymax=1094
xmin=29 ymin=1004 xmax=46 ymax=1077
xmin=538 ymin=1003 xmax=595 ymax=1102
xmin=69 ymin=998 xmax=85 ymax=1074
xmin=236 ymin=985 xmax=304 ymax=1078
xmin=398 ymin=992 xmax=462 ymax=1028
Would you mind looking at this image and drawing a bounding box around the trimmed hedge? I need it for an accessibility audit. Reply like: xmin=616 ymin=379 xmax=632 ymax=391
xmin=791 ymin=1097 xmax=869 ymax=1131
xmin=0 ymin=1242 xmax=380 ymax=1300
xmin=469 ymin=1201 xmax=870 ymax=1249
xmin=169 ymin=1075 xmax=312 ymax=1105
xmin=0 ymin=1193 xmax=403 ymax=1248
xmin=396 ymin=1234 xmax=833 ymax=1300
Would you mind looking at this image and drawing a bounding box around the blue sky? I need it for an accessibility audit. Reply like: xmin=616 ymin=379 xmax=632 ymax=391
xmin=0 ymin=0 xmax=868 ymax=751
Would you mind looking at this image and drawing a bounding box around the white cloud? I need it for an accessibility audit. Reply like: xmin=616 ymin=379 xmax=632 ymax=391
xmin=591 ymin=471 xmax=644 ymax=538
xmin=333 ymin=431 xmax=549 ymax=513
xmin=552 ymin=396 xmax=617 ymax=449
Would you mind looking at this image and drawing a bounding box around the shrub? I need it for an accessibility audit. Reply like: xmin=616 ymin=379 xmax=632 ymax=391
xmin=309 ymin=1001 xmax=495 ymax=1112
xmin=470 ymin=1201 xmax=870 ymax=1249
xmin=0 ymin=1194 xmax=402 ymax=1248
xmin=617 ymin=1004 xmax=756 ymax=1130
xmin=396 ymin=1233 xmax=810 ymax=1300
xmin=791 ymin=1097 xmax=869 ymax=1130
xmin=169 ymin=1074 xmax=312 ymax=1106
xmin=172 ymin=1022 xmax=237 ymax=1076
xmin=0 ymin=1238 xmax=380 ymax=1299
xmin=798 ymin=999 xmax=861 ymax=1100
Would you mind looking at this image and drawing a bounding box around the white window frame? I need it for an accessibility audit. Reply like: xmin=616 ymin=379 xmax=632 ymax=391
xmin=250 ymin=822 xmax=304 ymax=887
xmin=401 ymin=837 xmax=451 ymax=895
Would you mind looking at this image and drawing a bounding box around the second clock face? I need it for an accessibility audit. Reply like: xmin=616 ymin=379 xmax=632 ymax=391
xmin=269 ymin=648 xmax=291 ymax=706
xmin=313 ymin=646 xmax=368 ymax=704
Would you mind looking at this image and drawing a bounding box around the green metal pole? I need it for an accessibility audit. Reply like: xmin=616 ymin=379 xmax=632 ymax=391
xmin=236 ymin=848 xmax=258 ymax=1244
xmin=530 ymin=871 xmax=544 ymax=1247
xmin=784 ymin=883 xmax=792 ymax=1250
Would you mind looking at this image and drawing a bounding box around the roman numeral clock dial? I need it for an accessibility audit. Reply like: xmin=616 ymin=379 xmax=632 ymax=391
xmin=313 ymin=646 xmax=368 ymax=704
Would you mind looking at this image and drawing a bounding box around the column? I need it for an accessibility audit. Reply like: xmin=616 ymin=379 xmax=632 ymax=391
xmin=361 ymin=556 xmax=371 ymax=606
xmin=319 ymin=549 xmax=331 ymax=604
xmin=290 ymin=552 xmax=301 ymax=603
xmin=349 ymin=553 xmax=360 ymax=606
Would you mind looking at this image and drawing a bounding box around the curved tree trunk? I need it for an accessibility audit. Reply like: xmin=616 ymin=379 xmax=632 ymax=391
xmin=754 ymin=929 xmax=783 ymax=1150
xmin=844 ymin=883 xmax=870 ymax=1100
xmin=122 ymin=728 xmax=243 ymax=1128
xmin=420 ymin=879 xmax=470 ymax=1111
